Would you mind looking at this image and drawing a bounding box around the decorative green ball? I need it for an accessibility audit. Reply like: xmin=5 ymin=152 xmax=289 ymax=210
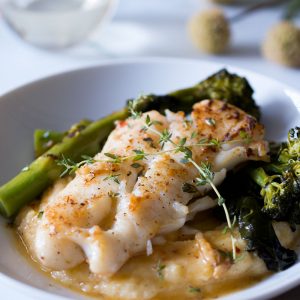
xmin=262 ymin=22 xmax=300 ymax=68
xmin=188 ymin=9 xmax=231 ymax=54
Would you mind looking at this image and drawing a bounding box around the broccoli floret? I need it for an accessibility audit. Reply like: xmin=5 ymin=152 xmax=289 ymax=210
xmin=250 ymin=167 xmax=295 ymax=220
xmin=186 ymin=69 xmax=260 ymax=119
xmin=289 ymin=187 xmax=300 ymax=224
xmin=126 ymin=69 xmax=260 ymax=117
xmin=250 ymin=127 xmax=300 ymax=223
xmin=279 ymin=127 xmax=300 ymax=163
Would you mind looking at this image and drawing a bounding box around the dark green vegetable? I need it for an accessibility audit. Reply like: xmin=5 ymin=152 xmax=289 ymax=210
xmin=0 ymin=109 xmax=128 ymax=218
xmin=219 ymin=168 xmax=297 ymax=271
xmin=128 ymin=69 xmax=260 ymax=119
xmin=249 ymin=167 xmax=295 ymax=220
xmin=34 ymin=130 xmax=64 ymax=158
xmin=268 ymin=141 xmax=286 ymax=162
xmin=220 ymin=127 xmax=300 ymax=270
xmin=33 ymin=119 xmax=92 ymax=157
xmin=169 ymin=69 xmax=260 ymax=119
xmin=250 ymin=127 xmax=300 ymax=224
xmin=235 ymin=195 xmax=297 ymax=271
xmin=278 ymin=127 xmax=300 ymax=164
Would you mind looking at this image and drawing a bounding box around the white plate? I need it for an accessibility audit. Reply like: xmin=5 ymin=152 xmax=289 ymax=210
xmin=0 ymin=58 xmax=299 ymax=300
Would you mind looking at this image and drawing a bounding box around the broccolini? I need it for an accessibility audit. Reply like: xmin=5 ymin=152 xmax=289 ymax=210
xmin=219 ymin=169 xmax=297 ymax=271
xmin=250 ymin=127 xmax=300 ymax=223
xmin=128 ymin=69 xmax=261 ymax=119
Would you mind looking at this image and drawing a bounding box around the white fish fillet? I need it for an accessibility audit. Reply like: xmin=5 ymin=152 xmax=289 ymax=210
xmin=18 ymin=100 xmax=269 ymax=276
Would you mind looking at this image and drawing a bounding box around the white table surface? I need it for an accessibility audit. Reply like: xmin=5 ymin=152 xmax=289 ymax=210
xmin=0 ymin=0 xmax=299 ymax=299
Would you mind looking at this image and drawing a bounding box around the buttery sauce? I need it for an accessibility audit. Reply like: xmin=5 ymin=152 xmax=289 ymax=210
xmin=14 ymin=212 xmax=271 ymax=300
xmin=48 ymin=257 xmax=268 ymax=300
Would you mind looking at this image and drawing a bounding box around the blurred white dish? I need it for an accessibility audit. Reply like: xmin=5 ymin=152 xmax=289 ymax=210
xmin=0 ymin=0 xmax=118 ymax=48
xmin=0 ymin=58 xmax=299 ymax=300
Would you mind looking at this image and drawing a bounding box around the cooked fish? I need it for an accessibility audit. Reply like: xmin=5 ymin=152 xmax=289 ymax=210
xmin=17 ymin=100 xmax=268 ymax=276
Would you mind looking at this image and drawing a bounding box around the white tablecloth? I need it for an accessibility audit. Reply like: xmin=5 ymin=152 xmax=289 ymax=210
xmin=0 ymin=0 xmax=299 ymax=299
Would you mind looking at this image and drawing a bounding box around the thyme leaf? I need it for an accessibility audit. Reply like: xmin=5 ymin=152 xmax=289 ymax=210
xmin=104 ymin=174 xmax=121 ymax=184
xmin=188 ymin=286 xmax=201 ymax=294
xmin=57 ymin=154 xmax=95 ymax=177
xmin=179 ymin=137 xmax=187 ymax=146
xmin=191 ymin=131 xmax=198 ymax=139
xmin=210 ymin=138 xmax=221 ymax=148
xmin=104 ymin=153 xmax=122 ymax=163
xmin=133 ymin=149 xmax=146 ymax=161
xmin=131 ymin=162 xmax=142 ymax=168
xmin=128 ymin=99 xmax=142 ymax=119
xmin=159 ymin=129 xmax=172 ymax=149
xmin=156 ymin=260 xmax=166 ymax=279
xmin=194 ymin=162 xmax=214 ymax=185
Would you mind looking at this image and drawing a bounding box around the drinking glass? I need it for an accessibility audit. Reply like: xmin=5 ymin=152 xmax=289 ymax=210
xmin=0 ymin=0 xmax=118 ymax=48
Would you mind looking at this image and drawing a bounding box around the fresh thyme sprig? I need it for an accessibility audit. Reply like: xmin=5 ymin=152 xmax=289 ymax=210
xmin=188 ymin=156 xmax=236 ymax=260
xmin=155 ymin=260 xmax=166 ymax=280
xmin=57 ymin=140 xmax=220 ymax=178
xmin=128 ymin=99 xmax=142 ymax=119
xmin=129 ymin=107 xmax=237 ymax=260
xmin=104 ymin=153 xmax=122 ymax=163
xmin=159 ymin=129 xmax=173 ymax=149
xmin=57 ymin=154 xmax=95 ymax=177
xmin=56 ymin=106 xmax=249 ymax=260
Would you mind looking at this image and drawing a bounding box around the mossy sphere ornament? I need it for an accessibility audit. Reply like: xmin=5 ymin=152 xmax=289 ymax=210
xmin=188 ymin=9 xmax=231 ymax=54
xmin=263 ymin=22 xmax=300 ymax=68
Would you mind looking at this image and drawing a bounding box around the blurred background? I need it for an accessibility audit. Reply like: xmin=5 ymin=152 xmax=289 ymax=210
xmin=0 ymin=0 xmax=299 ymax=94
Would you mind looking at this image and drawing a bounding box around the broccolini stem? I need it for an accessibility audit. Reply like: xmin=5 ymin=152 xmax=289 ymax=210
xmin=0 ymin=109 xmax=128 ymax=218
xmin=34 ymin=129 xmax=65 ymax=158
xmin=34 ymin=119 xmax=93 ymax=158
xmin=250 ymin=167 xmax=270 ymax=188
